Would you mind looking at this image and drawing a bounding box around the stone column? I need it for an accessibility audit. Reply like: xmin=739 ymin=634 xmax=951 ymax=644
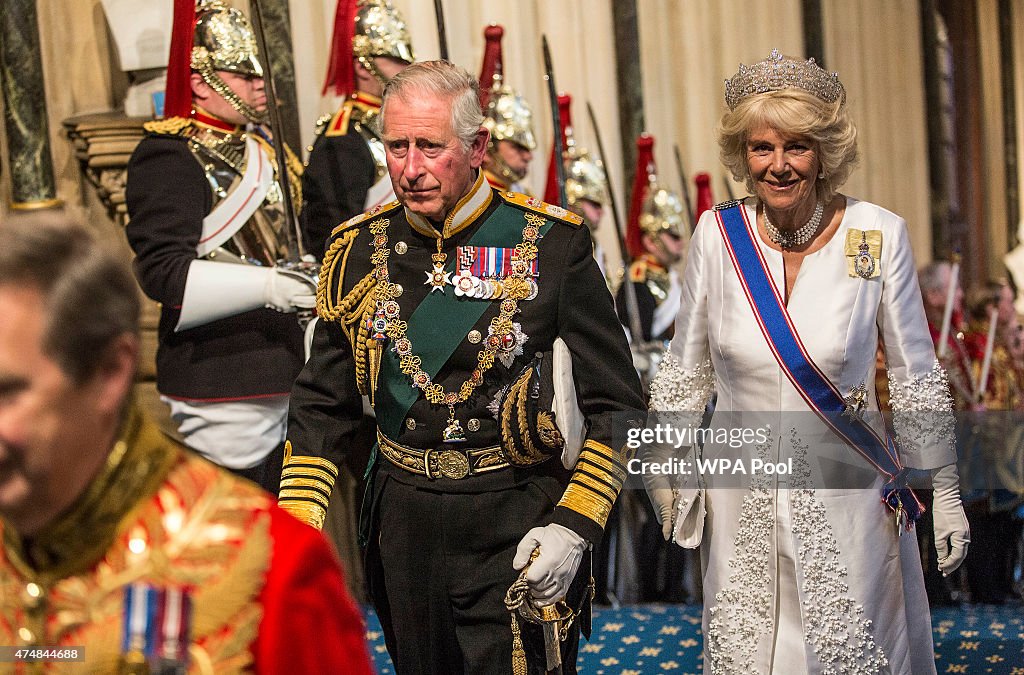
xmin=0 ymin=0 xmax=61 ymax=210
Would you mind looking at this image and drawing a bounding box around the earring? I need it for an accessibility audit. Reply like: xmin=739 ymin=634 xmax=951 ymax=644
xmin=818 ymin=169 xmax=825 ymax=179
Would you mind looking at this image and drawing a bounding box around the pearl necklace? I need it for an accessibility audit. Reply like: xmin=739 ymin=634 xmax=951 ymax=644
xmin=762 ymin=200 xmax=824 ymax=249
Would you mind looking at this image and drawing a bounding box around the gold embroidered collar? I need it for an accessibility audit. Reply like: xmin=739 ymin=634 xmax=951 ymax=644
xmin=2 ymin=407 xmax=179 ymax=583
xmin=405 ymin=170 xmax=493 ymax=240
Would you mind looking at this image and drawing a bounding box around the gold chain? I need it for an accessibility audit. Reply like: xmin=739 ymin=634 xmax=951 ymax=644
xmin=369 ymin=213 xmax=544 ymax=415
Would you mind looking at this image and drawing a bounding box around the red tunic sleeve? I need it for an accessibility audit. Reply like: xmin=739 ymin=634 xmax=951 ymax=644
xmin=253 ymin=505 xmax=373 ymax=674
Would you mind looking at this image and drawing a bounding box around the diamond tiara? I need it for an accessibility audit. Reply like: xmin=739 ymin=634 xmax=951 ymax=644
xmin=724 ymin=49 xmax=845 ymax=110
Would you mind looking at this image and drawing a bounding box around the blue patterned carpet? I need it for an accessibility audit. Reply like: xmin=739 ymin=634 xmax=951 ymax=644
xmin=364 ymin=603 xmax=1024 ymax=674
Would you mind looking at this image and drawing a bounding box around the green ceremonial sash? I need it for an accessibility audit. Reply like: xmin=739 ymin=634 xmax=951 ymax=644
xmin=374 ymin=203 xmax=553 ymax=438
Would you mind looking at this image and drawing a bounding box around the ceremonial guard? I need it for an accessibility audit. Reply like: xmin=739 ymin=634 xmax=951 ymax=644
xmin=618 ymin=134 xmax=688 ymax=343
xmin=301 ymin=0 xmax=415 ymax=258
xmin=280 ymin=61 xmax=645 ymax=673
xmin=546 ymin=94 xmax=611 ymax=282
xmin=0 ymin=214 xmax=371 ymax=674
xmin=960 ymin=280 xmax=1024 ymax=604
xmin=919 ymin=260 xmax=975 ymax=409
xmin=478 ymin=25 xmax=537 ymax=193
xmin=125 ymin=0 xmax=312 ymax=493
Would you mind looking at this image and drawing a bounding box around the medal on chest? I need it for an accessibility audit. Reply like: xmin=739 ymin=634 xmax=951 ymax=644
xmin=854 ymin=233 xmax=876 ymax=279
xmin=369 ymin=212 xmax=545 ymax=440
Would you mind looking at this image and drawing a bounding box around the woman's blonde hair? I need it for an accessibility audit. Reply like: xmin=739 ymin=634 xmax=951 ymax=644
xmin=717 ymin=89 xmax=858 ymax=203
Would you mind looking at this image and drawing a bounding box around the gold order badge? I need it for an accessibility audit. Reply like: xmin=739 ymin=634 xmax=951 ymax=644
xmin=367 ymin=212 xmax=546 ymax=441
xmin=437 ymin=449 xmax=471 ymax=480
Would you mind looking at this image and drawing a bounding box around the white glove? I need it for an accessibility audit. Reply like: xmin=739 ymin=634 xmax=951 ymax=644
xmin=264 ymin=268 xmax=316 ymax=313
xmin=177 ymin=260 xmax=316 ymax=332
xmin=512 ymin=524 xmax=587 ymax=606
xmin=931 ymin=463 xmax=970 ymax=576
xmin=640 ymin=443 xmax=676 ymax=541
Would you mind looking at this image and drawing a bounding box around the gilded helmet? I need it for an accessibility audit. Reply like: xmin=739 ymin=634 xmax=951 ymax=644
xmin=322 ymin=0 xmax=414 ymax=97
xmin=478 ymin=25 xmax=537 ymax=152
xmin=640 ymin=180 xmax=684 ymax=239
xmin=182 ymin=0 xmax=265 ymax=123
xmin=626 ymin=134 xmax=683 ymax=259
xmin=192 ymin=0 xmax=262 ymax=77
xmin=353 ymin=0 xmax=414 ymax=64
xmin=565 ymin=149 xmax=608 ymax=208
xmin=484 ymin=90 xmax=537 ymax=151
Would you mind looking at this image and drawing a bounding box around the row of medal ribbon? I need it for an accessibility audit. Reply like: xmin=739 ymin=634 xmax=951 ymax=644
xmin=450 ymin=269 xmax=540 ymax=300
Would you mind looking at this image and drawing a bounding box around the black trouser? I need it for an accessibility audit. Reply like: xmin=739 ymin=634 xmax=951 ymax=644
xmin=365 ymin=466 xmax=588 ymax=675
xmin=229 ymin=441 xmax=286 ymax=495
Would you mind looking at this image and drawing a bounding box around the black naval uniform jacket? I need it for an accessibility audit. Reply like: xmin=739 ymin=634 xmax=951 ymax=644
xmin=301 ymin=92 xmax=385 ymax=259
xmin=282 ymin=172 xmax=646 ymax=546
xmin=125 ymin=119 xmax=304 ymax=401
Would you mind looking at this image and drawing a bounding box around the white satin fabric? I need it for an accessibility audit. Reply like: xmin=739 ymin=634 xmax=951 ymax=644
xmin=659 ymin=197 xmax=948 ymax=674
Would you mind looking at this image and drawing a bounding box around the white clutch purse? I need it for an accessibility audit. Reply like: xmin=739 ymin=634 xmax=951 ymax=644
xmin=672 ymin=484 xmax=706 ymax=549
xmin=551 ymin=337 xmax=586 ymax=469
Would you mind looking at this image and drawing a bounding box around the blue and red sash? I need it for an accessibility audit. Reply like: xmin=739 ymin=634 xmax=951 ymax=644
xmin=715 ymin=203 xmax=922 ymax=526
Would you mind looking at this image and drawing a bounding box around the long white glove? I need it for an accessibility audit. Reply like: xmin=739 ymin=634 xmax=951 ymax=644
xmin=640 ymin=443 xmax=676 ymax=541
xmin=176 ymin=260 xmax=316 ymax=331
xmin=512 ymin=524 xmax=587 ymax=606
xmin=264 ymin=268 xmax=317 ymax=313
xmin=931 ymin=463 xmax=970 ymax=576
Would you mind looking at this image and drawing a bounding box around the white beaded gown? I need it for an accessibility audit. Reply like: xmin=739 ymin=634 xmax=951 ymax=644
xmin=650 ymin=197 xmax=955 ymax=674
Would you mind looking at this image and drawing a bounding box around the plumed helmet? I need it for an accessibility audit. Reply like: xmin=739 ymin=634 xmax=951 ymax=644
xmin=353 ymin=0 xmax=414 ymax=63
xmin=478 ymin=25 xmax=536 ymax=151
xmin=640 ymin=181 xmax=684 ymax=239
xmin=484 ymin=90 xmax=537 ymax=151
xmin=322 ymin=0 xmax=414 ymax=97
xmin=566 ymin=150 xmax=608 ymax=207
xmin=192 ymin=0 xmax=262 ymax=78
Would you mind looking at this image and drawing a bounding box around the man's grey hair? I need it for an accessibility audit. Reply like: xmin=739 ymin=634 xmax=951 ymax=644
xmin=918 ymin=260 xmax=953 ymax=295
xmin=0 ymin=211 xmax=140 ymax=383
xmin=378 ymin=60 xmax=485 ymax=150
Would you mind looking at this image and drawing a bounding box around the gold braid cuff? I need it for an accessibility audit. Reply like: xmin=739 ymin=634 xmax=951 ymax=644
xmin=277 ymin=441 xmax=339 ymax=531
xmin=556 ymin=440 xmax=628 ymax=530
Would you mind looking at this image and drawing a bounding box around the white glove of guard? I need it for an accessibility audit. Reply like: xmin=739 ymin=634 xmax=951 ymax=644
xmin=264 ymin=268 xmax=316 ymax=313
xmin=931 ymin=463 xmax=970 ymax=576
xmin=512 ymin=524 xmax=587 ymax=606
xmin=640 ymin=443 xmax=677 ymax=541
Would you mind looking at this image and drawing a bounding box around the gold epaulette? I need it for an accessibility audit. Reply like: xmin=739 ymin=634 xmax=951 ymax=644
xmin=323 ymin=100 xmax=355 ymax=138
xmin=712 ymin=198 xmax=744 ymax=212
xmin=309 ymin=113 xmax=333 ymax=148
xmin=143 ymin=116 xmax=192 ymax=136
xmin=277 ymin=441 xmax=340 ymax=531
xmin=329 ymin=199 xmax=401 ymax=238
xmin=629 ymin=259 xmax=648 ymax=283
xmin=556 ymin=439 xmax=629 ymax=530
xmin=499 ymin=191 xmax=584 ymax=227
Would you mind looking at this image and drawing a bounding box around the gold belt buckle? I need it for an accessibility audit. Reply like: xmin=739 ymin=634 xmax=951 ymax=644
xmin=435 ymin=448 xmax=471 ymax=479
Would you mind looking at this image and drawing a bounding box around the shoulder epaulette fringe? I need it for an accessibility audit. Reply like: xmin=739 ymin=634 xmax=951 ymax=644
xmin=310 ymin=113 xmax=333 ymax=144
xmin=629 ymin=259 xmax=648 ymax=283
xmin=144 ymin=117 xmax=192 ymax=136
xmin=712 ymin=198 xmax=744 ymax=212
xmin=499 ymin=191 xmax=584 ymax=227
